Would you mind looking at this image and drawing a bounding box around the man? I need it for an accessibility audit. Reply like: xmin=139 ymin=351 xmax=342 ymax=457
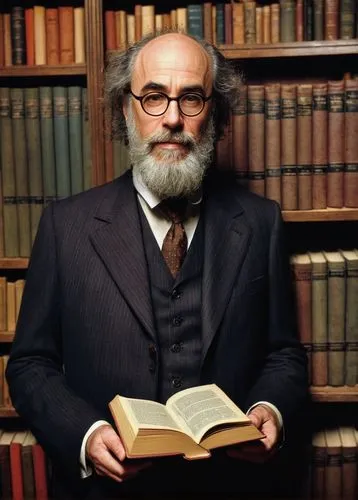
xmin=7 ymin=32 xmax=308 ymax=498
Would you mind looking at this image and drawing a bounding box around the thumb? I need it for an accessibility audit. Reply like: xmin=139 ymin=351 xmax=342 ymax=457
xmin=247 ymin=409 xmax=264 ymax=429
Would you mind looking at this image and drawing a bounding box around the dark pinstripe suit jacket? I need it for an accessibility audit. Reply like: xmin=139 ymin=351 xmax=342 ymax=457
xmin=6 ymin=168 xmax=308 ymax=485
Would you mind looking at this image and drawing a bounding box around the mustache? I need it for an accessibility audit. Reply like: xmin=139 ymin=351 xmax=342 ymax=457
xmin=146 ymin=131 xmax=196 ymax=150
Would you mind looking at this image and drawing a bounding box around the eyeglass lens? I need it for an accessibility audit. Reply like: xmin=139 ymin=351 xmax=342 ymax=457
xmin=142 ymin=92 xmax=204 ymax=116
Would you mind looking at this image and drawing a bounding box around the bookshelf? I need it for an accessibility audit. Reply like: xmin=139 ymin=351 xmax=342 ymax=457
xmin=0 ymin=0 xmax=357 ymax=497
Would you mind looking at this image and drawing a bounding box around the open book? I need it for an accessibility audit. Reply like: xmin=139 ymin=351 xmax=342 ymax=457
xmin=109 ymin=384 xmax=264 ymax=460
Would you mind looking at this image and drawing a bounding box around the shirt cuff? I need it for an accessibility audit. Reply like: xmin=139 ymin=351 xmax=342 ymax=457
xmin=80 ymin=420 xmax=111 ymax=479
xmin=246 ymin=401 xmax=283 ymax=430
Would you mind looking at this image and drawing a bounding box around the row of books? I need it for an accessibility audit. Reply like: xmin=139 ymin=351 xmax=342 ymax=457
xmin=0 ymin=86 xmax=92 ymax=258
xmin=0 ymin=278 xmax=24 ymax=332
xmin=104 ymin=0 xmax=358 ymax=50
xmin=216 ymin=79 xmax=358 ymax=210
xmin=0 ymin=429 xmax=49 ymax=500
xmin=0 ymin=6 xmax=85 ymax=67
xmin=0 ymin=355 xmax=12 ymax=409
xmin=305 ymin=426 xmax=358 ymax=500
xmin=291 ymin=249 xmax=358 ymax=387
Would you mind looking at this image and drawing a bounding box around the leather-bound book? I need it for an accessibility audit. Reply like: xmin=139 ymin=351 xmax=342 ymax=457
xmin=224 ymin=2 xmax=232 ymax=44
xmin=33 ymin=6 xmax=46 ymax=65
xmin=297 ymin=84 xmax=313 ymax=210
xmin=40 ymin=87 xmax=57 ymax=206
xmin=25 ymin=8 xmax=34 ymax=65
xmin=327 ymin=80 xmax=344 ymax=208
xmin=10 ymin=431 xmax=28 ymax=500
xmin=312 ymin=83 xmax=328 ymax=208
xmin=58 ymin=6 xmax=74 ymax=64
xmin=309 ymin=251 xmax=328 ymax=386
xmin=177 ymin=8 xmax=188 ymax=32
xmin=340 ymin=0 xmax=355 ymax=39
xmin=46 ymin=8 xmax=59 ymax=65
xmin=296 ymin=0 xmax=304 ymax=40
xmin=270 ymin=3 xmax=280 ymax=42
xmin=244 ymin=2 xmax=256 ymax=43
xmin=203 ymin=3 xmax=213 ymax=43
xmin=324 ymin=251 xmax=345 ymax=386
xmin=264 ymin=83 xmax=281 ymax=205
xmin=313 ymin=0 xmax=324 ymax=40
xmin=291 ymin=254 xmax=312 ymax=383
xmin=10 ymin=6 xmax=25 ymax=65
xmin=0 ymin=431 xmax=16 ymax=500
xmin=262 ymin=5 xmax=271 ymax=43
xmin=324 ymin=428 xmax=342 ymax=499
xmin=248 ymin=85 xmax=265 ymax=197
xmin=312 ymin=430 xmax=326 ymax=499
xmin=339 ymin=250 xmax=358 ymax=385
xmin=32 ymin=441 xmax=49 ymax=500
xmin=0 ymin=277 xmax=6 ymax=331
xmin=4 ymin=13 xmax=12 ymax=67
xmin=255 ymin=7 xmax=263 ymax=43
xmin=134 ymin=5 xmax=142 ymax=41
xmin=344 ymin=79 xmax=358 ymax=207
xmin=0 ymin=14 xmax=4 ymax=66
xmin=338 ymin=426 xmax=358 ymax=500
xmin=74 ymin=7 xmax=86 ymax=62
xmin=53 ymin=87 xmax=71 ymax=198
xmin=21 ymin=432 xmax=36 ymax=500
xmin=324 ymin=0 xmax=339 ymax=39
xmin=280 ymin=0 xmax=296 ymax=41
xmin=104 ymin=11 xmax=116 ymax=51
xmin=127 ymin=14 xmax=135 ymax=46
xmin=281 ymin=84 xmax=297 ymax=210
xmin=232 ymin=85 xmax=248 ymax=188
xmin=68 ymin=86 xmax=83 ymax=195
xmin=82 ymin=88 xmax=92 ymax=191
xmin=232 ymin=3 xmax=244 ymax=44
xmin=187 ymin=4 xmax=203 ymax=39
xmin=141 ymin=5 xmax=155 ymax=36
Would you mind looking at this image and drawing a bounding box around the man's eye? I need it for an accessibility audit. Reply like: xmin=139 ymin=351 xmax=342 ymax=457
xmin=145 ymin=93 xmax=165 ymax=104
xmin=181 ymin=94 xmax=202 ymax=106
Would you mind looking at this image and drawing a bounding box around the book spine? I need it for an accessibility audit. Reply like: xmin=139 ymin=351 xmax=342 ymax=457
xmin=45 ymin=8 xmax=59 ymax=65
xmin=14 ymin=279 xmax=25 ymax=322
xmin=280 ymin=0 xmax=296 ymax=42
xmin=7 ymin=281 xmax=16 ymax=332
xmin=248 ymin=85 xmax=265 ymax=197
xmin=342 ymin=257 xmax=358 ymax=385
xmin=325 ymin=430 xmax=342 ymax=498
xmin=270 ymin=3 xmax=280 ymax=43
xmin=68 ymin=86 xmax=83 ymax=195
xmin=104 ymin=11 xmax=116 ymax=51
xmin=0 ymin=14 xmax=4 ymax=67
xmin=327 ymin=80 xmax=344 ymax=208
xmin=304 ymin=0 xmax=314 ymax=40
xmin=203 ymin=3 xmax=213 ymax=43
xmin=262 ymin=5 xmax=271 ymax=43
xmin=244 ymin=2 xmax=256 ymax=44
xmin=58 ymin=7 xmax=74 ymax=64
xmin=0 ymin=441 xmax=12 ymax=499
xmin=10 ymin=442 xmax=24 ymax=500
xmin=4 ymin=13 xmax=12 ymax=67
xmin=40 ymin=87 xmax=57 ymax=205
xmin=171 ymin=9 xmax=177 ymax=29
xmin=141 ymin=5 xmax=155 ymax=36
xmin=312 ymin=434 xmax=326 ymax=498
xmin=74 ymin=7 xmax=86 ymax=63
xmin=0 ymin=277 xmax=6 ymax=331
xmin=296 ymin=0 xmax=304 ymax=41
xmin=232 ymin=3 xmax=245 ymax=44
xmin=134 ymin=5 xmax=142 ymax=42
xmin=311 ymin=258 xmax=328 ymax=386
xmin=187 ymin=5 xmax=204 ymax=39
xmin=224 ymin=2 xmax=232 ymax=44
xmin=155 ymin=14 xmax=163 ymax=32
xmin=313 ymin=0 xmax=324 ymax=40
xmin=216 ymin=4 xmax=225 ymax=45
xmin=11 ymin=88 xmax=31 ymax=257
xmin=327 ymin=259 xmax=346 ymax=386
xmin=340 ymin=0 xmax=355 ymax=39
xmin=2 ymin=354 xmax=12 ymax=406
xmin=256 ymin=7 xmax=263 ymax=44
xmin=265 ymin=83 xmax=281 ymax=205
xmin=10 ymin=6 xmax=26 ymax=65
xmin=281 ymin=84 xmax=298 ymax=210
xmin=344 ymin=79 xmax=358 ymax=208
xmin=25 ymin=88 xmax=43 ymax=245
xmin=297 ymin=84 xmax=313 ymax=210
xmin=114 ymin=10 xmax=124 ymax=49
xmin=312 ymin=83 xmax=328 ymax=208
xmin=53 ymin=87 xmax=71 ymax=198
xmin=34 ymin=6 xmax=46 ymax=65
xmin=211 ymin=5 xmax=217 ymax=45
xmin=232 ymin=85 xmax=248 ymax=187
xmin=32 ymin=444 xmax=48 ymax=500
xmin=325 ymin=0 xmax=339 ymax=39
xmin=127 ymin=15 xmax=135 ymax=46
xmin=25 ymin=8 xmax=34 ymax=66
xmin=82 ymin=88 xmax=92 ymax=191
xmin=21 ymin=444 xmax=36 ymax=500
xmin=0 ymin=87 xmax=19 ymax=256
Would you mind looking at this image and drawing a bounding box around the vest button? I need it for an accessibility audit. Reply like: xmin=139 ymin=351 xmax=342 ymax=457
xmin=171 ymin=288 xmax=181 ymax=300
xmin=172 ymin=316 xmax=183 ymax=326
xmin=171 ymin=376 xmax=182 ymax=389
xmin=170 ymin=343 xmax=182 ymax=353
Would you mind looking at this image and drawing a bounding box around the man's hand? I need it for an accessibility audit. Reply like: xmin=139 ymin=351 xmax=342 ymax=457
xmin=86 ymin=424 xmax=152 ymax=482
xmin=226 ymin=404 xmax=281 ymax=463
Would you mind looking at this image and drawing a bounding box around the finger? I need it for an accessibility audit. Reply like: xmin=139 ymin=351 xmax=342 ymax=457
xmin=94 ymin=464 xmax=123 ymax=483
xmin=104 ymin=433 xmax=127 ymax=462
xmin=92 ymin=448 xmax=127 ymax=478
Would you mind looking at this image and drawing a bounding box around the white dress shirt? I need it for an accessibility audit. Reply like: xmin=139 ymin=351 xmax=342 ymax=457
xmin=79 ymin=171 xmax=283 ymax=478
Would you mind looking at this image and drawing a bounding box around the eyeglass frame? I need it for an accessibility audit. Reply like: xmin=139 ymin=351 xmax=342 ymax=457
xmin=128 ymin=89 xmax=213 ymax=117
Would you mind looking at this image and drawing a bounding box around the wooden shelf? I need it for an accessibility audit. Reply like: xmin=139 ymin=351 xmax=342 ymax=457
xmin=219 ymin=40 xmax=358 ymax=59
xmin=282 ymin=208 xmax=358 ymax=222
xmin=311 ymin=385 xmax=358 ymax=402
xmin=0 ymin=258 xmax=29 ymax=269
xmin=0 ymin=64 xmax=87 ymax=77
xmin=0 ymin=408 xmax=17 ymax=418
xmin=0 ymin=332 xmax=14 ymax=342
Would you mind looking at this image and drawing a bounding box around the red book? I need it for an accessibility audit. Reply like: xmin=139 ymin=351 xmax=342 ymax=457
xmin=10 ymin=431 xmax=28 ymax=500
xmin=32 ymin=442 xmax=49 ymax=500
xmin=104 ymin=10 xmax=116 ymax=51
xmin=25 ymin=8 xmax=34 ymax=65
xmin=0 ymin=14 xmax=4 ymax=66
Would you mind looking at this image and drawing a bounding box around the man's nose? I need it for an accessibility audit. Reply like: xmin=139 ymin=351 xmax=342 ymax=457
xmin=162 ymin=100 xmax=183 ymax=128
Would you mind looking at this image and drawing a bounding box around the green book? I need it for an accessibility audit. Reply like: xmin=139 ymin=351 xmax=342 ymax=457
xmin=25 ymin=88 xmax=43 ymax=245
xmin=82 ymin=88 xmax=92 ymax=191
xmin=215 ymin=4 xmax=225 ymax=45
xmin=313 ymin=0 xmax=324 ymax=40
xmin=340 ymin=0 xmax=355 ymax=39
xmin=40 ymin=87 xmax=57 ymax=206
xmin=53 ymin=87 xmax=71 ymax=199
xmin=0 ymin=88 xmax=19 ymax=257
xmin=68 ymin=86 xmax=83 ymax=195
xmin=280 ymin=0 xmax=296 ymax=42
xmin=187 ymin=5 xmax=204 ymax=39
xmin=11 ymin=88 xmax=31 ymax=257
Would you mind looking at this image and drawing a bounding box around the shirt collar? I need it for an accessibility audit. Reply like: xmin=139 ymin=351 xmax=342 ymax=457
xmin=132 ymin=168 xmax=202 ymax=209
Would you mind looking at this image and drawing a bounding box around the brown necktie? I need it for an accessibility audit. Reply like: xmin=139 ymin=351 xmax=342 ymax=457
xmin=160 ymin=198 xmax=188 ymax=278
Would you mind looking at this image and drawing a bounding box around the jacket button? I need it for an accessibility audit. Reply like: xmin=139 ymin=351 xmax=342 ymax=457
xmin=170 ymin=343 xmax=182 ymax=353
xmin=172 ymin=376 xmax=182 ymax=389
xmin=172 ymin=316 xmax=183 ymax=326
xmin=171 ymin=288 xmax=181 ymax=300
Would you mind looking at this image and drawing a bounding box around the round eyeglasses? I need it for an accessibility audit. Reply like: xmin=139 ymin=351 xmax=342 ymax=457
xmin=129 ymin=90 xmax=212 ymax=117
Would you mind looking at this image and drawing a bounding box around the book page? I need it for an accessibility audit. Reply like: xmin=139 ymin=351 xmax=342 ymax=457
xmin=167 ymin=384 xmax=250 ymax=443
xmin=119 ymin=397 xmax=182 ymax=432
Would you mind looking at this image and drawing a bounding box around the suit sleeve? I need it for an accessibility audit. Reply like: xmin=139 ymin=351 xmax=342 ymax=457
xmin=244 ymin=202 xmax=309 ymax=426
xmin=6 ymin=204 xmax=104 ymax=478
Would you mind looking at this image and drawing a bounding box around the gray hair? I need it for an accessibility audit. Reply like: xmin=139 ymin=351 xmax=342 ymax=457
xmin=104 ymin=31 xmax=243 ymax=143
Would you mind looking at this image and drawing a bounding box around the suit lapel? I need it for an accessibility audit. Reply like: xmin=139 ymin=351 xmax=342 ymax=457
xmin=90 ymin=171 xmax=156 ymax=342
xmin=201 ymin=185 xmax=252 ymax=364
